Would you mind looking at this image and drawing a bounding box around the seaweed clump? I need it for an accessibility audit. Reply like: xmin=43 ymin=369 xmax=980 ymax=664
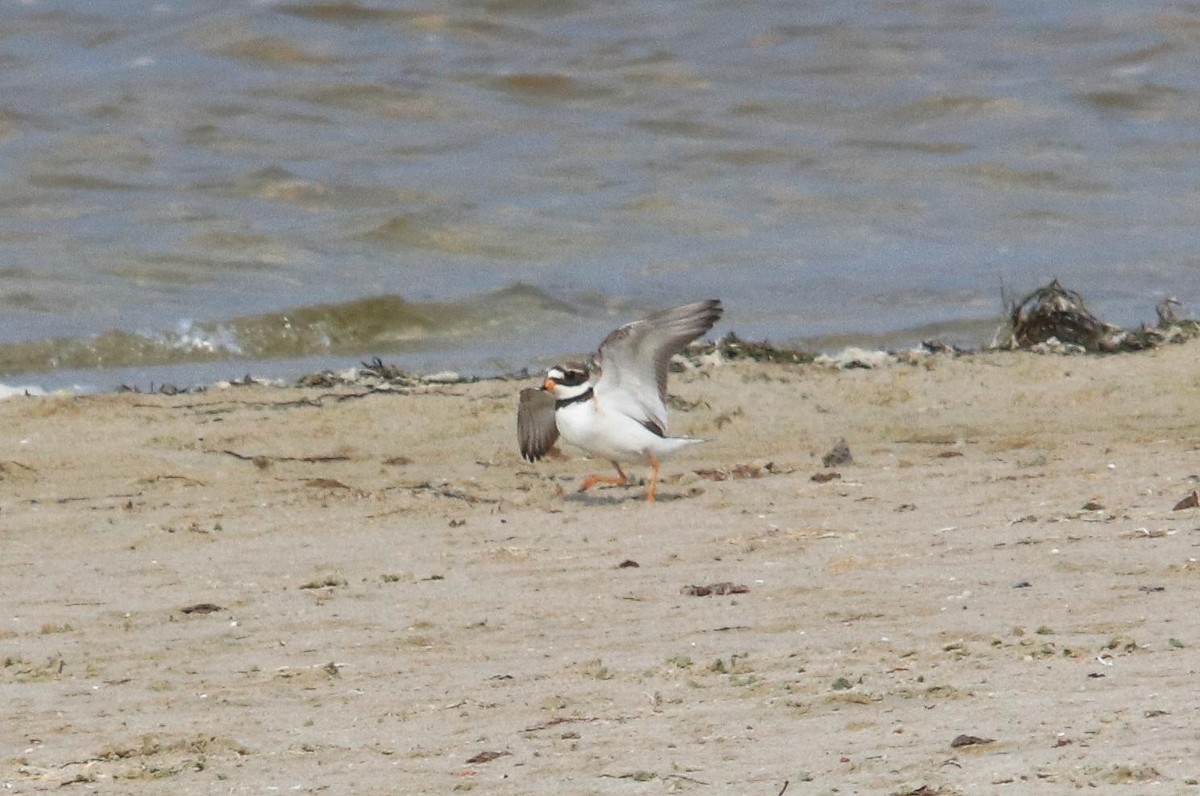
xmin=700 ymin=332 xmax=814 ymax=365
xmin=295 ymin=357 xmax=472 ymax=389
xmin=993 ymin=279 xmax=1200 ymax=354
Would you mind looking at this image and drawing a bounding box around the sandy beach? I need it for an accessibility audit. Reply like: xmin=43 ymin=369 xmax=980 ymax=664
xmin=3 ymin=342 xmax=1199 ymax=794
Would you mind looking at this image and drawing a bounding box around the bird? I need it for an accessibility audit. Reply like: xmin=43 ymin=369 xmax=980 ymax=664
xmin=517 ymin=299 xmax=723 ymax=503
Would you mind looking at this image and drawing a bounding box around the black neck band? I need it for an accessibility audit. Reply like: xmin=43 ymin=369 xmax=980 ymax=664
xmin=555 ymin=387 xmax=593 ymax=409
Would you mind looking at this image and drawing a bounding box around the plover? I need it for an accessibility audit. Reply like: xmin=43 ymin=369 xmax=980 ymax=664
xmin=517 ymin=299 xmax=723 ymax=502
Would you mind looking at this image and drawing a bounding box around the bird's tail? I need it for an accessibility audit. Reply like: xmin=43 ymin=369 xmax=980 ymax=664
xmin=660 ymin=436 xmax=708 ymax=456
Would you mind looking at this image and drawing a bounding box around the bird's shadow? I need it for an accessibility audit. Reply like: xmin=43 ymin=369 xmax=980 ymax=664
xmin=562 ymin=487 xmax=696 ymax=505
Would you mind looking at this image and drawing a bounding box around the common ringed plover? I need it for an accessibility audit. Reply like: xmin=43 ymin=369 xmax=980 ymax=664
xmin=517 ymin=299 xmax=723 ymax=502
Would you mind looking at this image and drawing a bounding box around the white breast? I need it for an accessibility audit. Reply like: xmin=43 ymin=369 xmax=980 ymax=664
xmin=556 ymin=399 xmax=698 ymax=463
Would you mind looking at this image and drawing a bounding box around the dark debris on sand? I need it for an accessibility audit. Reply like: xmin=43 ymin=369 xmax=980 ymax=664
xmin=692 ymin=332 xmax=814 ymax=365
xmin=993 ymin=279 xmax=1200 ymax=354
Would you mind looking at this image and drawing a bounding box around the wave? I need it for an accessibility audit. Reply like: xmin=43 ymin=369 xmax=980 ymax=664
xmin=0 ymin=285 xmax=576 ymax=376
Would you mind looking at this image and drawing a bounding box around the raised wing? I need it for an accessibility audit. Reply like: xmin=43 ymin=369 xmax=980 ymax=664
xmin=594 ymin=299 xmax=723 ymax=434
xmin=517 ymin=387 xmax=559 ymax=461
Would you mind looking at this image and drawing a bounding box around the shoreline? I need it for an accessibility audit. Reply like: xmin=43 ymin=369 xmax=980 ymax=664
xmin=0 ymin=301 xmax=1007 ymax=397
xmin=6 ymin=277 xmax=1193 ymax=398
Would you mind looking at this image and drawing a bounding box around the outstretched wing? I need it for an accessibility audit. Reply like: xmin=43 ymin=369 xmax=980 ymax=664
xmin=594 ymin=299 xmax=723 ymax=434
xmin=517 ymin=387 xmax=559 ymax=461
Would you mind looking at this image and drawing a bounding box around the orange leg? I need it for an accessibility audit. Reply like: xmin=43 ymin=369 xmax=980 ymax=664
xmin=645 ymin=455 xmax=661 ymax=503
xmin=579 ymin=461 xmax=628 ymax=493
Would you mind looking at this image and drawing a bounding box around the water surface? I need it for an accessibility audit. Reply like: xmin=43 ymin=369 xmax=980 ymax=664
xmin=1 ymin=0 xmax=1197 ymax=389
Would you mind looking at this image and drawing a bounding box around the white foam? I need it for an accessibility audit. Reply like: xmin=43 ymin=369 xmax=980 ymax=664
xmin=169 ymin=320 xmax=244 ymax=355
xmin=0 ymin=383 xmax=48 ymax=400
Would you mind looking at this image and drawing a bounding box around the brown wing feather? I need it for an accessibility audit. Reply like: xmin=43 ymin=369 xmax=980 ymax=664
xmin=517 ymin=388 xmax=559 ymax=462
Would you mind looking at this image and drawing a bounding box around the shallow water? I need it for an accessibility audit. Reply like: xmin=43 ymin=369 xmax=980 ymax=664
xmin=2 ymin=1 xmax=1198 ymax=390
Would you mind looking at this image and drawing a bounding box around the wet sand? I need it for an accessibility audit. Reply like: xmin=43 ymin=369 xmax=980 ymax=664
xmin=3 ymin=344 xmax=1199 ymax=793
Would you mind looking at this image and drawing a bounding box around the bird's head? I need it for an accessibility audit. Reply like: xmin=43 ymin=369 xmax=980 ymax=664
xmin=543 ymin=362 xmax=591 ymax=400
